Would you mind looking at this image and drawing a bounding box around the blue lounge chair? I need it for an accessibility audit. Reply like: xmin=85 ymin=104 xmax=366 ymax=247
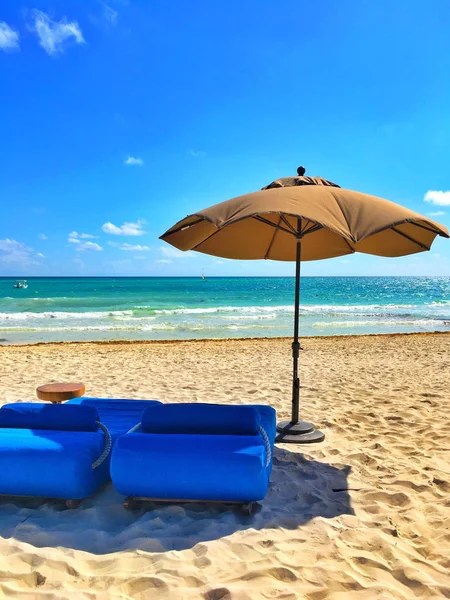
xmin=0 ymin=397 xmax=161 ymax=506
xmin=110 ymin=403 xmax=276 ymax=513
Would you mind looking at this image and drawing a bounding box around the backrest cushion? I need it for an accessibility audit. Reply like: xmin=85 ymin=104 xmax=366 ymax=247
xmin=141 ymin=403 xmax=260 ymax=436
xmin=0 ymin=403 xmax=99 ymax=432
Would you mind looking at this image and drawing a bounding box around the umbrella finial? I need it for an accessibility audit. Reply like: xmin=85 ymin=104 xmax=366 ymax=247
xmin=297 ymin=166 xmax=306 ymax=176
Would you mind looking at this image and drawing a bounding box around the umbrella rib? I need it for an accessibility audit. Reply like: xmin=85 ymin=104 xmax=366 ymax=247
xmin=160 ymin=217 xmax=206 ymax=238
xmin=280 ymin=215 xmax=298 ymax=234
xmin=391 ymin=227 xmax=430 ymax=250
xmin=302 ymin=223 xmax=323 ymax=236
xmin=409 ymin=221 xmax=447 ymax=236
xmin=253 ymin=216 xmax=297 ymax=236
xmin=190 ymin=229 xmax=220 ymax=251
xmin=264 ymin=216 xmax=282 ymax=259
xmin=190 ymin=215 xmax=296 ymax=252
xmin=340 ymin=236 xmax=356 ymax=253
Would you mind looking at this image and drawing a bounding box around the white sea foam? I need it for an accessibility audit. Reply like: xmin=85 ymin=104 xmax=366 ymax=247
xmin=220 ymin=314 xmax=277 ymax=320
xmin=313 ymin=319 xmax=445 ymax=328
xmin=0 ymin=310 xmax=133 ymax=321
xmin=152 ymin=305 xmax=294 ymax=315
xmin=1 ymin=302 xmax=444 ymax=324
xmin=151 ymin=303 xmax=430 ymax=316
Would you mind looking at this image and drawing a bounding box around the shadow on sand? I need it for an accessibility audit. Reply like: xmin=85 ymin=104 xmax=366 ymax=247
xmin=0 ymin=448 xmax=354 ymax=554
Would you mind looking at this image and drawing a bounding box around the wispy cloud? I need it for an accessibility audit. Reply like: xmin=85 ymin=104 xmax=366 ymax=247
xmin=102 ymin=219 xmax=147 ymax=236
xmin=68 ymin=233 xmax=102 ymax=251
xmin=160 ymin=246 xmax=193 ymax=259
xmin=124 ymin=156 xmax=144 ymax=166
xmin=76 ymin=241 xmax=103 ymax=252
xmin=89 ymin=1 xmax=120 ymax=29
xmin=424 ymin=190 xmax=450 ymax=207
xmin=428 ymin=211 xmax=446 ymax=217
xmin=39 ymin=233 xmax=48 ymax=240
xmin=188 ymin=149 xmax=207 ymax=158
xmin=101 ymin=2 xmax=118 ymax=25
xmin=156 ymin=259 xmax=173 ymax=264
xmin=68 ymin=231 xmax=98 ymax=242
xmin=0 ymin=239 xmax=43 ymax=268
xmin=27 ymin=10 xmax=85 ymax=56
xmin=119 ymin=243 xmax=151 ymax=251
xmin=108 ymin=241 xmax=150 ymax=251
xmin=0 ymin=21 xmax=20 ymax=52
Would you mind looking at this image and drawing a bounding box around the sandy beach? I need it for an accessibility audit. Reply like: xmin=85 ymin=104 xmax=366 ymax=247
xmin=0 ymin=333 xmax=449 ymax=599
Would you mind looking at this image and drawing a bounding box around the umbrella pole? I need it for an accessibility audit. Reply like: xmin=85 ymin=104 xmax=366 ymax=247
xmin=275 ymin=218 xmax=325 ymax=444
xmin=291 ymin=224 xmax=301 ymax=423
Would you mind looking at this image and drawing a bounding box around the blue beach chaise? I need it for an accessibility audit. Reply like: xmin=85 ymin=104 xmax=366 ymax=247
xmin=110 ymin=403 xmax=276 ymax=512
xmin=0 ymin=397 xmax=161 ymax=506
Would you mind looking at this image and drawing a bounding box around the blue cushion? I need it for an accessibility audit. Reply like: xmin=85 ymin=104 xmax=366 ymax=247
xmin=111 ymin=404 xmax=277 ymax=503
xmin=0 ymin=403 xmax=99 ymax=432
xmin=0 ymin=429 xmax=108 ymax=499
xmin=68 ymin=398 xmax=162 ymax=436
xmin=141 ymin=403 xmax=260 ymax=436
xmin=111 ymin=433 xmax=269 ymax=502
xmin=0 ymin=398 xmax=162 ymax=500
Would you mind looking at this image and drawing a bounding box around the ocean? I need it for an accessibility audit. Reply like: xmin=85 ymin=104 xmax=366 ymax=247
xmin=0 ymin=276 xmax=449 ymax=345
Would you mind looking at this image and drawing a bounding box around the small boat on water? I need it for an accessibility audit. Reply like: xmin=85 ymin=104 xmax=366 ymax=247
xmin=202 ymin=270 xmax=207 ymax=282
xmin=13 ymin=280 xmax=28 ymax=289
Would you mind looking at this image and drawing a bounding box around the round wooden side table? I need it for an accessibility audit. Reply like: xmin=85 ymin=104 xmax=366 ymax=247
xmin=36 ymin=382 xmax=85 ymax=404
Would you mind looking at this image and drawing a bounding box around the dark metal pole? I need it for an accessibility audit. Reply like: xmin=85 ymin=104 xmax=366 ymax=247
xmin=291 ymin=217 xmax=302 ymax=424
xmin=275 ymin=210 xmax=324 ymax=443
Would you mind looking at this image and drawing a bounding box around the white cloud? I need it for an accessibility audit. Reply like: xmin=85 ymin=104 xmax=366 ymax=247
xmin=77 ymin=241 xmax=103 ymax=252
xmin=68 ymin=233 xmax=102 ymax=251
xmin=39 ymin=233 xmax=48 ymax=240
xmin=36 ymin=253 xmax=45 ymax=258
xmin=108 ymin=241 xmax=150 ymax=250
xmin=27 ymin=10 xmax=85 ymax=56
xmin=424 ymin=190 xmax=450 ymax=206
xmin=428 ymin=211 xmax=446 ymax=217
xmin=188 ymin=149 xmax=206 ymax=158
xmin=102 ymin=2 xmax=118 ymax=25
xmin=125 ymin=156 xmax=144 ymax=166
xmin=119 ymin=243 xmax=151 ymax=251
xmin=0 ymin=21 xmax=20 ymax=52
xmin=68 ymin=231 xmax=98 ymax=241
xmin=0 ymin=239 xmax=42 ymax=268
xmin=156 ymin=259 xmax=173 ymax=264
xmin=160 ymin=246 xmax=193 ymax=259
xmin=102 ymin=219 xmax=147 ymax=236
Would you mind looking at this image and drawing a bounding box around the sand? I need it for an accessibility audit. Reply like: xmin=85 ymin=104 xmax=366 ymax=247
xmin=0 ymin=333 xmax=449 ymax=599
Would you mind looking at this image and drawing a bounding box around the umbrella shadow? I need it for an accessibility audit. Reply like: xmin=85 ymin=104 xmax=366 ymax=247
xmin=0 ymin=448 xmax=354 ymax=554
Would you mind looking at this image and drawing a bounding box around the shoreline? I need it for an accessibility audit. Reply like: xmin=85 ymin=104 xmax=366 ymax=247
xmin=1 ymin=329 xmax=450 ymax=349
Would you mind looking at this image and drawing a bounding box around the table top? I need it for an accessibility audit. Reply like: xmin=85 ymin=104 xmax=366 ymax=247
xmin=36 ymin=382 xmax=86 ymax=403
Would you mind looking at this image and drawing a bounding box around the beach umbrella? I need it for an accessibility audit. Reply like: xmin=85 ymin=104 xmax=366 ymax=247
xmin=160 ymin=167 xmax=449 ymax=444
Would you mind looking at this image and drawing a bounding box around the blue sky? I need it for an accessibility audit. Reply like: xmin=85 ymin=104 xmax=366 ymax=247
xmin=1 ymin=0 xmax=450 ymax=277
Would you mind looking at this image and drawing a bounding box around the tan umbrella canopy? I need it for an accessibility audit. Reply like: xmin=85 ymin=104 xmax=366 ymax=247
xmin=160 ymin=168 xmax=449 ymax=443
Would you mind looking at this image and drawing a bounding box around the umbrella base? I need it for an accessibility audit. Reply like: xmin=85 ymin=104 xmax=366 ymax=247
xmin=275 ymin=420 xmax=325 ymax=444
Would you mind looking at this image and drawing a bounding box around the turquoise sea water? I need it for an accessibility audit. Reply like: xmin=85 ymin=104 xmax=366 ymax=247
xmin=1 ymin=277 xmax=450 ymax=345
